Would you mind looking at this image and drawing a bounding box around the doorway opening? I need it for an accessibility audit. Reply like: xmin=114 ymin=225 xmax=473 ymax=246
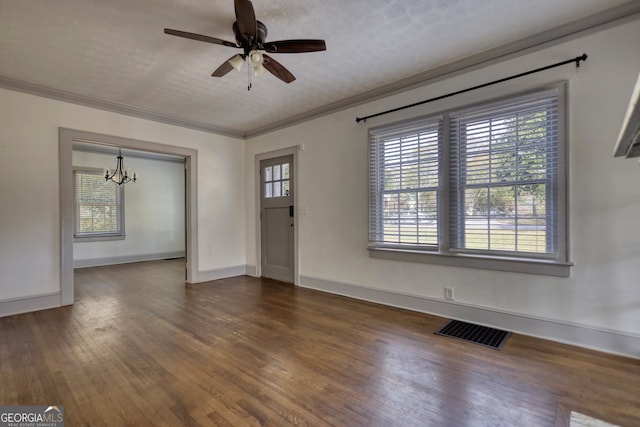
xmin=59 ymin=128 xmax=198 ymax=305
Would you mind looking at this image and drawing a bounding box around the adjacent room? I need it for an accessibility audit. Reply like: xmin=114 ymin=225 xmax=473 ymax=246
xmin=71 ymin=144 xmax=186 ymax=269
xmin=1 ymin=0 xmax=639 ymax=426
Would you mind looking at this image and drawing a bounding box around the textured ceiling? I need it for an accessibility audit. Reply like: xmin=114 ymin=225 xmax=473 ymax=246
xmin=0 ymin=0 xmax=636 ymax=137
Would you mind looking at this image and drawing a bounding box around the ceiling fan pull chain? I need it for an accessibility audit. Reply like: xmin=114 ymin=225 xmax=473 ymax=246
xmin=247 ymin=60 xmax=252 ymax=91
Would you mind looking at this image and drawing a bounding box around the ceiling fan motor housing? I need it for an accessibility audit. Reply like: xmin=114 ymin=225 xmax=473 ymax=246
xmin=233 ymin=20 xmax=268 ymax=52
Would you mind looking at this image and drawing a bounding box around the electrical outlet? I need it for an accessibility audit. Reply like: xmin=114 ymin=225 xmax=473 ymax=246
xmin=444 ymin=287 xmax=454 ymax=300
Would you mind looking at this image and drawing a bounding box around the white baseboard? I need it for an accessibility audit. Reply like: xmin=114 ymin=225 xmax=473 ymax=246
xmin=299 ymin=275 xmax=640 ymax=359
xmin=197 ymin=265 xmax=248 ymax=282
xmin=245 ymin=265 xmax=258 ymax=277
xmin=0 ymin=292 xmax=62 ymax=318
xmin=74 ymin=251 xmax=185 ymax=268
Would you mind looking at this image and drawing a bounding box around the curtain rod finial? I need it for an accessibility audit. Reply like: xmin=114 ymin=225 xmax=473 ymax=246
xmin=576 ymin=53 xmax=588 ymax=69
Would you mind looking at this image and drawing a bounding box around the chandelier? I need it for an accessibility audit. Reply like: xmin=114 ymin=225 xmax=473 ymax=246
xmin=104 ymin=148 xmax=137 ymax=185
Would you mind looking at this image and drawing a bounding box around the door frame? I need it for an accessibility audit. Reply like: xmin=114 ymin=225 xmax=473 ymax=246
xmin=254 ymin=146 xmax=300 ymax=285
xmin=59 ymin=128 xmax=198 ymax=305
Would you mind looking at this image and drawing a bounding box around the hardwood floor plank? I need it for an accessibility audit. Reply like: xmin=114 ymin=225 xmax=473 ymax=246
xmin=0 ymin=259 xmax=638 ymax=426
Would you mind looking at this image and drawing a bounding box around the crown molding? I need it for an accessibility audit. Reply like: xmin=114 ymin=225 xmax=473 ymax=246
xmin=0 ymin=76 xmax=244 ymax=139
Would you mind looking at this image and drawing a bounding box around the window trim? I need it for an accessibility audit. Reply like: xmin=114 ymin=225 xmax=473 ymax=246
xmin=368 ymin=83 xmax=572 ymax=277
xmin=369 ymin=247 xmax=572 ymax=277
xmin=73 ymin=167 xmax=126 ymax=242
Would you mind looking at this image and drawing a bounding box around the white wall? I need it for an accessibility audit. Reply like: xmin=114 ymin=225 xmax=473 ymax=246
xmin=245 ymin=20 xmax=640 ymax=352
xmin=72 ymin=150 xmax=185 ymax=264
xmin=0 ymin=89 xmax=246 ymax=303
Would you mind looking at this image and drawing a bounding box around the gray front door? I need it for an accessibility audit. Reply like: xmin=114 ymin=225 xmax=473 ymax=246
xmin=260 ymin=155 xmax=294 ymax=283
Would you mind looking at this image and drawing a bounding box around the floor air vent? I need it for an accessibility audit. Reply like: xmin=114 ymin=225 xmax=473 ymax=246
xmin=435 ymin=320 xmax=511 ymax=350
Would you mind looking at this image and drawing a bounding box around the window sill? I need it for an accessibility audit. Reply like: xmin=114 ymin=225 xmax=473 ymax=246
xmin=368 ymin=247 xmax=572 ymax=277
xmin=74 ymin=235 xmax=125 ymax=243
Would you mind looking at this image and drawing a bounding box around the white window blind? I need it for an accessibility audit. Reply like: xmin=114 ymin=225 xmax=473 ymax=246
xmin=449 ymin=88 xmax=564 ymax=260
xmin=74 ymin=169 xmax=124 ymax=238
xmin=369 ymin=117 xmax=442 ymax=249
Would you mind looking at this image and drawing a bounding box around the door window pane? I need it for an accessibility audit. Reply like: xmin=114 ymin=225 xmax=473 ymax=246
xmin=263 ymin=162 xmax=291 ymax=198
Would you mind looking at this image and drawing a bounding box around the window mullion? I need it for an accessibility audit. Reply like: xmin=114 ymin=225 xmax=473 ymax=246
xmin=440 ymin=114 xmax=451 ymax=253
xmin=514 ymin=113 xmax=520 ymax=252
xmin=377 ymin=138 xmax=385 ymax=243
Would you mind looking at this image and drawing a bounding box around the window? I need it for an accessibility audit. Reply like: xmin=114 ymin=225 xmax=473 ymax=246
xmin=264 ymin=162 xmax=290 ymax=198
xmin=369 ymin=117 xmax=442 ymax=248
xmin=74 ymin=168 xmax=124 ymax=240
xmin=369 ymin=86 xmax=570 ymax=276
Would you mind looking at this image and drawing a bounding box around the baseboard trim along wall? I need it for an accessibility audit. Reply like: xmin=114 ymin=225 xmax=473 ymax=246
xmin=299 ymin=275 xmax=640 ymax=359
xmin=245 ymin=265 xmax=258 ymax=277
xmin=197 ymin=265 xmax=250 ymax=283
xmin=73 ymin=251 xmax=185 ymax=269
xmin=0 ymin=292 xmax=61 ymax=318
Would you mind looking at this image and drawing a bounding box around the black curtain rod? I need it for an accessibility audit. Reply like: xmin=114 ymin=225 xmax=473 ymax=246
xmin=355 ymin=53 xmax=588 ymax=123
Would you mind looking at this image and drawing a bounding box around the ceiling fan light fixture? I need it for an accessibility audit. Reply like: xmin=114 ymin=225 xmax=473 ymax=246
xmin=253 ymin=63 xmax=266 ymax=76
xmin=248 ymin=50 xmax=264 ymax=67
xmin=228 ymin=54 xmax=245 ymax=72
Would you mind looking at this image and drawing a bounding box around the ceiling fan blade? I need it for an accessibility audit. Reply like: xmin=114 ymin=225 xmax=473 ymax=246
xmin=164 ymin=28 xmax=237 ymax=48
xmin=212 ymin=58 xmax=235 ymax=77
xmin=234 ymin=0 xmax=257 ymax=39
xmin=263 ymin=54 xmax=296 ymax=84
xmin=264 ymin=39 xmax=327 ymax=53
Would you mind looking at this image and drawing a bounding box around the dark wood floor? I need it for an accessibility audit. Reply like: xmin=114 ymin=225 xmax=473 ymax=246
xmin=1 ymin=259 xmax=638 ymax=426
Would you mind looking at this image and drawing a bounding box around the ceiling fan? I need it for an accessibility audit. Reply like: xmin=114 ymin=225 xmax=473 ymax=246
xmin=164 ymin=0 xmax=326 ymax=85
